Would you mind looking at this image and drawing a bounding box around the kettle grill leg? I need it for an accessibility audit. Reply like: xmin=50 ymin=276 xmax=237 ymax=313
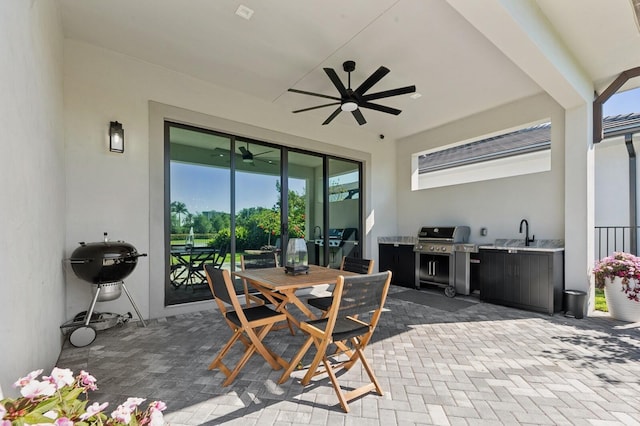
xmin=84 ymin=285 xmax=102 ymax=326
xmin=121 ymin=282 xmax=147 ymax=327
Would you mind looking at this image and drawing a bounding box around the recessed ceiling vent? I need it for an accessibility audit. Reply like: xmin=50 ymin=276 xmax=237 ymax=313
xmin=235 ymin=5 xmax=254 ymax=20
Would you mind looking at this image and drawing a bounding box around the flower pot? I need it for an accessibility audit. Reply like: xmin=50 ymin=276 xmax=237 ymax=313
xmin=604 ymin=277 xmax=640 ymax=322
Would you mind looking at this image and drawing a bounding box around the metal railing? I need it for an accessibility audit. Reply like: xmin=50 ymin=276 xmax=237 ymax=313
xmin=594 ymin=226 xmax=639 ymax=259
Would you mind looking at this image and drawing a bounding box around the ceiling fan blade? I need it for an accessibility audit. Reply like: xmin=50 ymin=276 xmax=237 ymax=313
xmin=354 ymin=66 xmax=390 ymax=96
xmin=322 ymin=107 xmax=343 ymax=125
xmin=293 ymin=102 xmax=341 ymax=113
xmin=352 ymin=109 xmax=366 ymax=125
xmin=324 ymin=67 xmax=348 ymax=96
xmin=253 ymin=149 xmax=273 ymax=157
xmin=360 ymin=102 xmax=402 ymax=115
xmin=238 ymin=146 xmax=249 ymax=155
xmin=361 ymin=85 xmax=416 ymax=101
xmin=288 ymin=88 xmax=341 ymax=102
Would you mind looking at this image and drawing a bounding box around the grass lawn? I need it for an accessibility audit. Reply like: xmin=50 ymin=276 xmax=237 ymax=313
xmin=595 ymin=288 xmax=608 ymax=312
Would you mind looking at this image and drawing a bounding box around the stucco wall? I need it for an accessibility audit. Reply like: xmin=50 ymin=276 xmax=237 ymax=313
xmin=594 ymin=136 xmax=639 ymax=227
xmin=63 ymin=40 xmax=398 ymax=320
xmin=396 ymin=93 xmax=565 ymax=244
xmin=0 ymin=0 xmax=65 ymax=397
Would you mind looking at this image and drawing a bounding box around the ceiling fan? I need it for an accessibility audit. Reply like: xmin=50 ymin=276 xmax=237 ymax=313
xmin=238 ymin=143 xmax=274 ymax=164
xmin=288 ymin=60 xmax=416 ymax=126
xmin=211 ymin=143 xmax=276 ymax=166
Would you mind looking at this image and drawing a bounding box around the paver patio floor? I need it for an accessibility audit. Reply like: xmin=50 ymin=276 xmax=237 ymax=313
xmin=56 ymin=286 xmax=640 ymax=425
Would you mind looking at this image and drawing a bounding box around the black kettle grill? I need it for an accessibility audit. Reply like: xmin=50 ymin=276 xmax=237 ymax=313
xmin=64 ymin=232 xmax=147 ymax=347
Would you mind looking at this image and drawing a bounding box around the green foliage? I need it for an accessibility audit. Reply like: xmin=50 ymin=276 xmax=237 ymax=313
xmin=594 ymin=288 xmax=608 ymax=312
xmin=287 ymin=184 xmax=306 ymax=238
xmin=192 ymin=214 xmax=212 ymax=234
xmin=171 ymin=180 xmax=307 ymax=251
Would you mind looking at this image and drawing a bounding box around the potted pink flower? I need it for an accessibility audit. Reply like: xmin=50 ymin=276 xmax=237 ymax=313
xmin=1 ymin=368 xmax=165 ymax=425
xmin=593 ymin=252 xmax=640 ymax=322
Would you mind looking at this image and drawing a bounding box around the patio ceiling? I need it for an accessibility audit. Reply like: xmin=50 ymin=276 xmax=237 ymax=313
xmin=59 ymin=0 xmax=640 ymax=141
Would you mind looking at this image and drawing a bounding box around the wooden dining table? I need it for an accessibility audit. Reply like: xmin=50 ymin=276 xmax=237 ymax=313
xmin=232 ymin=264 xmax=358 ymax=329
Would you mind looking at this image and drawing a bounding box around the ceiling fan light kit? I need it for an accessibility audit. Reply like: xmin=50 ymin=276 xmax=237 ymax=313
xmin=341 ymin=101 xmax=358 ymax=112
xmin=288 ymin=60 xmax=416 ymax=126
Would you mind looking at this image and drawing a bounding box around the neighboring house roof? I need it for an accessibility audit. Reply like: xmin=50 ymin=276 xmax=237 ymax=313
xmin=419 ymin=113 xmax=640 ymax=173
xmin=602 ymin=112 xmax=640 ymax=138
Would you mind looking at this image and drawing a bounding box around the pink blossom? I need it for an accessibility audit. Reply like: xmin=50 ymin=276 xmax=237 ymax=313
xmin=78 ymin=370 xmax=98 ymax=391
xmin=79 ymin=402 xmax=109 ymax=420
xmin=123 ymin=397 xmax=146 ymax=410
xmin=13 ymin=369 xmax=43 ymax=388
xmin=0 ymin=403 xmax=6 ymax=418
xmin=148 ymin=401 xmax=167 ymax=412
xmin=44 ymin=410 xmax=58 ymax=419
xmin=44 ymin=368 xmax=74 ymax=389
xmin=20 ymin=379 xmax=56 ymax=399
xmin=149 ymin=408 xmax=165 ymax=426
xmin=110 ymin=404 xmax=133 ymax=424
xmin=1 ymin=421 xmax=11 ymax=426
xmin=54 ymin=417 xmax=74 ymax=426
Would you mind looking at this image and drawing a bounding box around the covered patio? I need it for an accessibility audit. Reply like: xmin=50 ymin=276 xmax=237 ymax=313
xmin=3 ymin=1 xmax=640 ymax=423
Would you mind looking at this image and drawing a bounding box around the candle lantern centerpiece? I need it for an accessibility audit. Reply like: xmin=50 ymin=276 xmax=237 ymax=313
xmin=284 ymin=238 xmax=309 ymax=275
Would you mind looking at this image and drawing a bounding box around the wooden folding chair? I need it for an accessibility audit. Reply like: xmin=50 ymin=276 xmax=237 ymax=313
xmin=281 ymin=271 xmax=392 ymax=412
xmin=241 ymin=252 xmax=295 ymax=335
xmin=203 ymin=264 xmax=289 ymax=386
xmin=307 ymin=256 xmax=375 ymax=316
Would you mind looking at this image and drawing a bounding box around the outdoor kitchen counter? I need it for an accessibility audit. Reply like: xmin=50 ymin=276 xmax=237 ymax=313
xmin=479 ymin=239 xmax=564 ymax=253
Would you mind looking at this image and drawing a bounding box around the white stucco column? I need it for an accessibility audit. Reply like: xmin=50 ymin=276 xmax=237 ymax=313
xmin=564 ymin=105 xmax=594 ymax=308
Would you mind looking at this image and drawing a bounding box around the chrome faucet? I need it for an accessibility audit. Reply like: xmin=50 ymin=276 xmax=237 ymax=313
xmin=519 ymin=219 xmax=535 ymax=246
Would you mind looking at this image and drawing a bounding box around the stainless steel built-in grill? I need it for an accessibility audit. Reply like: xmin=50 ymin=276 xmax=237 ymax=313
xmin=314 ymin=228 xmax=359 ymax=267
xmin=413 ymin=226 xmax=476 ymax=297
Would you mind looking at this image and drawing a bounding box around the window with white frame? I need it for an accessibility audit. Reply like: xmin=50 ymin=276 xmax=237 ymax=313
xmin=412 ymin=119 xmax=551 ymax=190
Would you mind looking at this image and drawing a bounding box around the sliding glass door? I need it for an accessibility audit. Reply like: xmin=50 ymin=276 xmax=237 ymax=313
xmin=327 ymin=158 xmax=361 ymax=267
xmin=234 ymin=139 xmax=282 ymax=267
xmin=286 ymin=150 xmax=324 ymax=266
xmin=165 ymin=122 xmax=362 ymax=306
xmin=167 ymin=124 xmax=232 ymax=305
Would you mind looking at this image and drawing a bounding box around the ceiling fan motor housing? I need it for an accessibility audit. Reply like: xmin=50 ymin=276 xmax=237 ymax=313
xmin=343 ymin=60 xmax=356 ymax=73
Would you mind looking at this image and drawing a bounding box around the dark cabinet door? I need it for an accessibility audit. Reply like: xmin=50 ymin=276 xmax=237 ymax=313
xmin=478 ymin=250 xmax=506 ymax=302
xmin=478 ymin=249 xmax=562 ymax=315
xmin=378 ymin=243 xmax=416 ymax=288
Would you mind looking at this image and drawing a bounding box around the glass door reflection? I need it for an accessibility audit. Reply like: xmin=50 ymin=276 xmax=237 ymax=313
xmin=234 ymin=139 xmax=282 ymax=269
xmin=327 ymin=158 xmax=361 ymax=268
xmin=167 ymin=125 xmax=231 ymax=306
xmin=287 ymin=150 xmax=324 ymax=265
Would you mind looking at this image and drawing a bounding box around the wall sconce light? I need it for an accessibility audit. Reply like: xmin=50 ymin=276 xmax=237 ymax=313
xmin=109 ymin=121 xmax=124 ymax=153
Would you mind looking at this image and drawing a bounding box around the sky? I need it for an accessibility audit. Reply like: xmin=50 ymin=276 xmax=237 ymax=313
xmin=170 ymin=163 xmax=306 ymax=215
xmin=603 ymin=86 xmax=640 ymax=116
xmin=172 ymin=87 xmax=639 ymax=216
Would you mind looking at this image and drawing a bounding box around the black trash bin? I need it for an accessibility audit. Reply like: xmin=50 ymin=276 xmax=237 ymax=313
xmin=563 ymin=290 xmax=587 ymax=319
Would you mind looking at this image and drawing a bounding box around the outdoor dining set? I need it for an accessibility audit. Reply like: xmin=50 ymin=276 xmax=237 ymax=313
xmin=202 ymin=254 xmax=392 ymax=413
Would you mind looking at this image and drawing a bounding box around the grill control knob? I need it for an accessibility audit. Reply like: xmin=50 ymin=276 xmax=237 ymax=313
xmin=429 ymin=246 xmax=435 ymax=251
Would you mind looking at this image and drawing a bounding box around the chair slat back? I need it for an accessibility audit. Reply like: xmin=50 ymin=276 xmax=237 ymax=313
xmin=213 ymin=243 xmax=229 ymax=268
xmin=341 ymin=256 xmax=374 ymax=274
xmin=241 ymin=252 xmax=278 ymax=270
xmin=335 ymin=271 xmax=391 ymax=318
xmin=204 ymin=264 xmax=234 ymax=305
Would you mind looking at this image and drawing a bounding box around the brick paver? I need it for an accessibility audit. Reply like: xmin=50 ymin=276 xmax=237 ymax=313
xmin=56 ymin=287 xmax=640 ymax=425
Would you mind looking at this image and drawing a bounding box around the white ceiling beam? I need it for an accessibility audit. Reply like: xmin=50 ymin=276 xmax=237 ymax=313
xmin=446 ymin=0 xmax=593 ymax=109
